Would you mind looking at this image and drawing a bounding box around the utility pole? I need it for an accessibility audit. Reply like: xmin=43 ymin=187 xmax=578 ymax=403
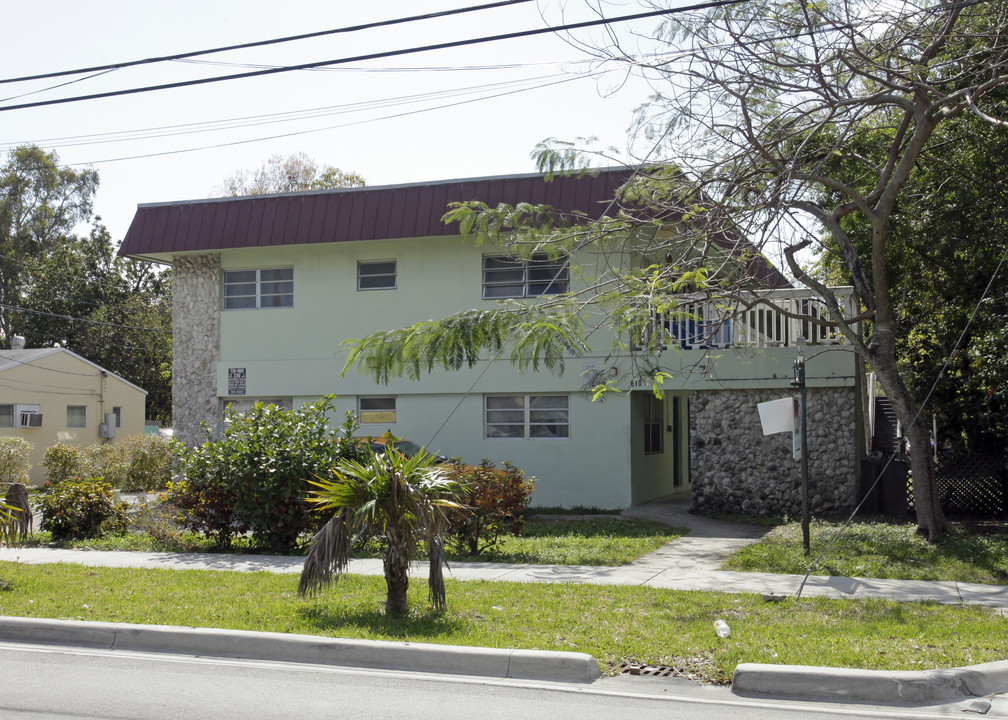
xmin=792 ymin=339 xmax=810 ymax=555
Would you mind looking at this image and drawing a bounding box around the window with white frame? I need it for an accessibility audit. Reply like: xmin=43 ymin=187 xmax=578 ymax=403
xmin=643 ymin=394 xmax=663 ymax=454
xmin=223 ymin=268 xmax=294 ymax=309
xmin=485 ymin=395 xmax=569 ymax=439
xmin=357 ymin=260 xmax=397 ymax=290
xmin=67 ymin=405 xmax=88 ymax=429
xmin=112 ymin=406 xmax=122 ymax=428
xmin=482 ymin=254 xmax=568 ymax=299
xmin=359 ymin=397 xmax=396 ymax=424
xmin=0 ymin=404 xmax=12 ymax=428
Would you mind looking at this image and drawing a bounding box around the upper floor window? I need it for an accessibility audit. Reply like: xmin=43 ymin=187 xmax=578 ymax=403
xmin=358 ymin=260 xmax=397 ymax=290
xmin=223 ymin=268 xmax=293 ymax=309
xmin=482 ymin=254 xmax=568 ymax=299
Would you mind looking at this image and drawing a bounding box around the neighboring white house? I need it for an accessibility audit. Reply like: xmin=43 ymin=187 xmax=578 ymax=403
xmin=0 ymin=340 xmax=147 ymax=485
xmin=118 ymin=169 xmax=866 ymax=512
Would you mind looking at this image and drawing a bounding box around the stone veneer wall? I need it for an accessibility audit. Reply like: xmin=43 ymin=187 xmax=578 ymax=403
xmin=172 ymin=253 xmax=221 ymax=446
xmin=690 ymin=387 xmax=859 ymax=515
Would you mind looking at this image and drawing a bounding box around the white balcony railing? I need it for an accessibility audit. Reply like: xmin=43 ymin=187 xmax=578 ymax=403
xmin=642 ymin=287 xmax=858 ymax=350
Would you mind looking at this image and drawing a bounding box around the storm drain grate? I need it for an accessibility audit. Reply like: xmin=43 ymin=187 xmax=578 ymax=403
xmin=619 ymin=663 xmax=678 ymax=677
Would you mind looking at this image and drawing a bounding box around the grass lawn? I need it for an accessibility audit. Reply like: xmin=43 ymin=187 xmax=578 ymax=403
xmin=26 ymin=517 xmax=686 ymax=568
xmin=721 ymin=518 xmax=1008 ymax=585
xmin=0 ymin=561 xmax=1003 ymax=684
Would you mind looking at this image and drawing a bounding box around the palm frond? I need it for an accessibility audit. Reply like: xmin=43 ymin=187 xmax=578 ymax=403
xmin=298 ymin=509 xmax=352 ymax=597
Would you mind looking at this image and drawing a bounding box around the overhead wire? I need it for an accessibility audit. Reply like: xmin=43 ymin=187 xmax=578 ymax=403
xmin=4 ymin=71 xmax=584 ymax=151
xmin=0 ymin=0 xmax=538 ymax=86
xmin=0 ymin=1 xmax=746 ymax=113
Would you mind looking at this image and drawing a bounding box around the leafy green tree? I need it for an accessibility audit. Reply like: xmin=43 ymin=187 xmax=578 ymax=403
xmin=0 ymin=145 xmax=98 ymax=344
xmin=299 ymin=448 xmax=464 ymax=615
xmin=340 ymin=0 xmax=1008 ymax=541
xmin=815 ymin=90 xmax=1008 ymax=457
xmin=216 ymin=152 xmax=365 ymax=196
xmin=0 ymin=145 xmax=172 ymax=423
xmin=16 ymin=224 xmax=173 ymax=423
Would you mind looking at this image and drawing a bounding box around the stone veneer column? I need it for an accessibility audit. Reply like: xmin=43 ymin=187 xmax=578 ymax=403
xmin=172 ymin=253 xmax=221 ymax=446
xmin=689 ymin=387 xmax=860 ymax=515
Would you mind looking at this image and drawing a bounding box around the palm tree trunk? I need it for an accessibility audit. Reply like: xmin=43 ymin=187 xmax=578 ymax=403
xmin=384 ymin=529 xmax=411 ymax=615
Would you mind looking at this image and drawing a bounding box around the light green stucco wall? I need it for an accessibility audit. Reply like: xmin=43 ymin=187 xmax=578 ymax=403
xmin=212 ymin=239 xmax=634 ymax=509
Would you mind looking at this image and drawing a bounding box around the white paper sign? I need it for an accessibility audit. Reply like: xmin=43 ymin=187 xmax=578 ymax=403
xmin=757 ymin=397 xmax=796 ymax=435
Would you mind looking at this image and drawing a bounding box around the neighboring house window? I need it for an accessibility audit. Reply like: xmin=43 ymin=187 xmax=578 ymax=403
xmin=644 ymin=394 xmax=663 ymax=454
xmin=485 ymin=395 xmax=569 ymax=439
xmin=0 ymin=404 xmax=13 ymax=428
xmin=67 ymin=405 xmax=88 ymax=429
xmin=482 ymin=254 xmax=568 ymax=299
xmin=112 ymin=406 xmax=122 ymax=428
xmin=16 ymin=404 xmax=42 ymax=428
xmin=223 ymin=268 xmax=294 ymax=309
xmin=358 ymin=260 xmax=397 ymax=290
xmin=359 ymin=397 xmax=396 ymax=424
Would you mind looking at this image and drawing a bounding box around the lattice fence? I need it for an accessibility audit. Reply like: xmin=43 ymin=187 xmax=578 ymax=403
xmin=933 ymin=453 xmax=1007 ymax=518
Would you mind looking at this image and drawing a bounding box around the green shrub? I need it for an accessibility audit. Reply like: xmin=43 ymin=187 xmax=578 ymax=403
xmin=82 ymin=443 xmax=113 ymax=480
xmin=0 ymin=437 xmax=32 ymax=485
xmin=37 ymin=478 xmax=130 ymax=541
xmin=170 ymin=396 xmax=366 ymax=552
xmin=116 ymin=434 xmax=173 ymax=491
xmin=446 ymin=459 xmax=535 ymax=556
xmin=42 ymin=443 xmax=85 ymax=485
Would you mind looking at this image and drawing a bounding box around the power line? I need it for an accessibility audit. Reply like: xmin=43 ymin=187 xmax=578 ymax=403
xmin=1 ymin=304 xmax=171 ymax=335
xmin=4 ymin=71 xmax=580 ymax=151
xmin=0 ymin=1 xmax=745 ymax=113
xmin=73 ymin=73 xmax=589 ymax=166
xmin=0 ymin=0 xmax=537 ymax=86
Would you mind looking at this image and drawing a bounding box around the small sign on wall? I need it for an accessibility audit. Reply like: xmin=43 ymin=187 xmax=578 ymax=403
xmin=228 ymin=367 xmax=247 ymax=395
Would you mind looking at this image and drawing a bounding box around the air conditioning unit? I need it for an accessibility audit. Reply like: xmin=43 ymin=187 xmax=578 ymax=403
xmin=18 ymin=411 xmax=42 ymax=428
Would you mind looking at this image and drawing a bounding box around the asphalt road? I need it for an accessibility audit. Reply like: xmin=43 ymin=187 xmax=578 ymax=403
xmin=0 ymin=643 xmax=993 ymax=720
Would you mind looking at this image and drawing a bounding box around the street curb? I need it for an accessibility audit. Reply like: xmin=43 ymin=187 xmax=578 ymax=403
xmin=732 ymin=660 xmax=1008 ymax=704
xmin=0 ymin=616 xmax=601 ymax=684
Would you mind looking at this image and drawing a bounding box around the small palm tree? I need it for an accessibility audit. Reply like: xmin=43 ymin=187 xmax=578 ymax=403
xmin=1 ymin=482 xmax=31 ymax=547
xmin=298 ymin=446 xmax=464 ymax=615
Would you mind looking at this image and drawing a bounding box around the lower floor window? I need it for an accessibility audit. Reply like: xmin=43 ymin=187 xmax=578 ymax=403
xmin=359 ymin=396 xmax=396 ymax=424
xmin=644 ymin=394 xmax=663 ymax=454
xmin=485 ymin=395 xmax=569 ymax=439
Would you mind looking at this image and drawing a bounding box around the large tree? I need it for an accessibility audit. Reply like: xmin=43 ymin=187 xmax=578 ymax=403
xmin=814 ymin=87 xmax=1008 ymax=458
xmin=342 ymin=0 xmax=1008 ymax=541
xmin=0 ymin=146 xmax=98 ymax=344
xmin=216 ymin=152 xmax=365 ymax=196
xmin=15 ymin=229 xmax=174 ymax=425
xmin=1 ymin=146 xmax=173 ymax=423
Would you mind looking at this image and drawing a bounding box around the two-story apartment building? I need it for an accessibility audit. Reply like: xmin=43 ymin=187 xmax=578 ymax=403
xmin=119 ymin=169 xmax=865 ymax=513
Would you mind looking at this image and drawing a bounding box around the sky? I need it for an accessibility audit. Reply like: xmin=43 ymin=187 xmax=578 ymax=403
xmin=0 ymin=1 xmax=665 ymax=245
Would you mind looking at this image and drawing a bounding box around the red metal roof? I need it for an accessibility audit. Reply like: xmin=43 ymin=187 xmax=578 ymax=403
xmin=119 ymin=169 xmax=633 ymax=259
xmin=118 ymin=167 xmax=790 ymax=288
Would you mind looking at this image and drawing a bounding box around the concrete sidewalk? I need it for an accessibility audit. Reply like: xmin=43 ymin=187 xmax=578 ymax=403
xmin=2 ymin=545 xmax=1007 ymax=609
